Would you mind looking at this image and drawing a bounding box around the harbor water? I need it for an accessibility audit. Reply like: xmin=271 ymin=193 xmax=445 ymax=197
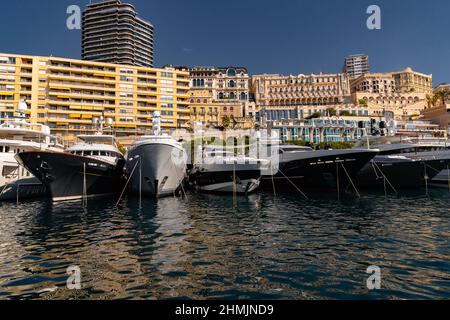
xmin=0 ymin=190 xmax=449 ymax=300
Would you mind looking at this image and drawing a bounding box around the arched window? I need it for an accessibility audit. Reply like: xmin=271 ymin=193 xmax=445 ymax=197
xmin=218 ymin=92 xmax=224 ymax=100
xmin=229 ymin=92 xmax=236 ymax=99
xmin=227 ymin=68 xmax=236 ymax=77
xmin=240 ymin=92 xmax=246 ymax=100
xmin=229 ymin=80 xmax=236 ymax=88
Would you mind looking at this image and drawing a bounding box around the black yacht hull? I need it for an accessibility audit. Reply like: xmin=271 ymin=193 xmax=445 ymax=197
xmin=16 ymin=151 xmax=125 ymax=202
xmin=0 ymin=177 xmax=49 ymax=201
xmin=261 ymin=149 xmax=378 ymax=191
xmin=356 ymin=157 xmax=449 ymax=189
xmin=191 ymin=169 xmax=262 ymax=194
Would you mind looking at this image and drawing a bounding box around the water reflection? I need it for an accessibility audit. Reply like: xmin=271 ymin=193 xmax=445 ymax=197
xmin=0 ymin=190 xmax=449 ymax=300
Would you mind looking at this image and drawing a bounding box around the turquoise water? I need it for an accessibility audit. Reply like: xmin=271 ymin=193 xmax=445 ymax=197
xmin=0 ymin=189 xmax=449 ymax=300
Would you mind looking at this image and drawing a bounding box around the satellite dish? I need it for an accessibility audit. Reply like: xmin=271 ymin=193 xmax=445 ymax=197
xmin=106 ymin=118 xmax=114 ymax=126
xmin=92 ymin=117 xmax=99 ymax=125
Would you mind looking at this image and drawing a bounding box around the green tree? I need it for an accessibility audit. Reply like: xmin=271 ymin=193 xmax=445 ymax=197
xmin=326 ymin=107 xmax=337 ymax=116
xmin=435 ymin=90 xmax=450 ymax=106
xmin=426 ymin=94 xmax=438 ymax=108
xmin=339 ymin=110 xmax=352 ymax=117
xmin=305 ymin=112 xmax=321 ymax=120
xmin=222 ymin=116 xmax=231 ymax=129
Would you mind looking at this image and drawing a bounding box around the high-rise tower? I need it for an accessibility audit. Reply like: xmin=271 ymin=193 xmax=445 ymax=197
xmin=82 ymin=0 xmax=154 ymax=67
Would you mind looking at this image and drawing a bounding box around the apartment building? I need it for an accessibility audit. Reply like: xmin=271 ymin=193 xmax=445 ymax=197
xmin=0 ymin=53 xmax=190 ymax=138
xmin=343 ymin=54 xmax=370 ymax=79
xmin=82 ymin=0 xmax=154 ymax=67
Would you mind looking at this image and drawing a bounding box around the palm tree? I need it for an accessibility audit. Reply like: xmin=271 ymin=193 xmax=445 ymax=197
xmin=435 ymin=90 xmax=450 ymax=106
xmin=426 ymin=94 xmax=438 ymax=108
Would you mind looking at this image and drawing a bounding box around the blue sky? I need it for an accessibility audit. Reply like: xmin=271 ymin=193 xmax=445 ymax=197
xmin=1 ymin=0 xmax=449 ymax=85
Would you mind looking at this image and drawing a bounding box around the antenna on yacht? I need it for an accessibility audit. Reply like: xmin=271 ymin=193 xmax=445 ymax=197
xmin=92 ymin=113 xmax=114 ymax=135
xmin=152 ymin=111 xmax=161 ymax=136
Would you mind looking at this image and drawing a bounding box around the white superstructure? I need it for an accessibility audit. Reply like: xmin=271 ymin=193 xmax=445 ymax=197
xmin=0 ymin=101 xmax=63 ymax=200
xmin=66 ymin=134 xmax=124 ymax=166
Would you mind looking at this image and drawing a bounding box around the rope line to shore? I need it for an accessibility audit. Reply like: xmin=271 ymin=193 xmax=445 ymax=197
xmin=278 ymin=169 xmax=309 ymax=200
xmin=371 ymin=161 xmax=398 ymax=194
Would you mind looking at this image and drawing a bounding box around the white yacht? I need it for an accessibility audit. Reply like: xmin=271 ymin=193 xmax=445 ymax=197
xmin=126 ymin=112 xmax=187 ymax=198
xmin=0 ymin=101 xmax=63 ymax=201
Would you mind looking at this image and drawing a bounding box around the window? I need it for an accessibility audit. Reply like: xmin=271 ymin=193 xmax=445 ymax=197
xmin=227 ymin=69 xmax=236 ymax=77
xmin=161 ymin=72 xmax=173 ymax=78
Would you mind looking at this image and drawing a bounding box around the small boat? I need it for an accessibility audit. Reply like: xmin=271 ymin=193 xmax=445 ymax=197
xmin=126 ymin=112 xmax=187 ymax=198
xmin=190 ymin=147 xmax=270 ymax=194
xmin=261 ymin=145 xmax=379 ymax=191
xmin=0 ymin=101 xmax=63 ymax=201
xmin=16 ymin=134 xmax=126 ymax=202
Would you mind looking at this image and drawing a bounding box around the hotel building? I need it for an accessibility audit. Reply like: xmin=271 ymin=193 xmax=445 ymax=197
xmin=189 ymin=66 xmax=252 ymax=128
xmin=0 ymin=53 xmax=190 ymax=139
xmin=252 ymin=73 xmax=367 ymax=123
xmin=392 ymin=67 xmax=433 ymax=94
xmin=82 ymin=0 xmax=154 ymax=67
xmin=343 ymin=54 xmax=370 ymax=79
xmin=351 ymin=67 xmax=433 ymax=118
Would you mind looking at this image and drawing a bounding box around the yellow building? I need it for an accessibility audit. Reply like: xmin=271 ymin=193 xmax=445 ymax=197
xmin=392 ymin=67 xmax=433 ymax=94
xmin=188 ymin=90 xmax=254 ymax=129
xmin=0 ymin=53 xmax=190 ymax=139
xmin=189 ymin=90 xmax=221 ymax=127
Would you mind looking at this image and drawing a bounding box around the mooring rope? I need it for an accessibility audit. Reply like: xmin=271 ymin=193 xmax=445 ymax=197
xmin=424 ymin=163 xmax=429 ymax=196
xmin=83 ymin=163 xmax=87 ymax=207
xmin=232 ymin=161 xmax=237 ymax=206
xmin=447 ymin=165 xmax=450 ymax=192
xmin=116 ymin=159 xmax=140 ymax=207
xmin=372 ymin=161 xmax=398 ymax=194
xmin=277 ymin=169 xmax=309 ymax=200
xmin=336 ymin=162 xmax=340 ymax=201
xmin=270 ymin=162 xmax=277 ymax=198
xmin=340 ymin=162 xmax=361 ymax=198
